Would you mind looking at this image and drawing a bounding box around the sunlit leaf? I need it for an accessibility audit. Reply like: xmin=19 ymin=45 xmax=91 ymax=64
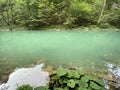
xmin=67 ymin=79 xmax=76 ymax=88
xmin=90 ymin=82 xmax=101 ymax=90
xmin=56 ymin=68 xmax=67 ymax=76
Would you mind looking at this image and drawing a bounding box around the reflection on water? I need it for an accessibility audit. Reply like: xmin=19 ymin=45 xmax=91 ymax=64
xmin=0 ymin=31 xmax=120 ymax=81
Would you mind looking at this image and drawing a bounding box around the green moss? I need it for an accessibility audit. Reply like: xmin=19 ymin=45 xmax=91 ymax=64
xmin=16 ymin=85 xmax=33 ymax=90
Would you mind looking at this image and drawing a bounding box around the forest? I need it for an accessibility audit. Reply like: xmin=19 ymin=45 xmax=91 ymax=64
xmin=0 ymin=0 xmax=120 ymax=30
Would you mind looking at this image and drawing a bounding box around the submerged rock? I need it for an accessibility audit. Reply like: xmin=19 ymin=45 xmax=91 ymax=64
xmin=105 ymin=62 xmax=120 ymax=90
xmin=0 ymin=63 xmax=49 ymax=90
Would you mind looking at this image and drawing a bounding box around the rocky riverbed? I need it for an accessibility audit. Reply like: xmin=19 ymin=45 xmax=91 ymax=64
xmin=105 ymin=62 xmax=120 ymax=90
xmin=0 ymin=63 xmax=120 ymax=90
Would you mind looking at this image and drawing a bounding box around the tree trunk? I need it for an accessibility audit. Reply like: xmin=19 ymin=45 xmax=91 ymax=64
xmin=97 ymin=0 xmax=107 ymax=24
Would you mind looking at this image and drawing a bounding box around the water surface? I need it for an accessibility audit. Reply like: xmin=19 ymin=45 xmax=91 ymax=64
xmin=0 ymin=30 xmax=120 ymax=76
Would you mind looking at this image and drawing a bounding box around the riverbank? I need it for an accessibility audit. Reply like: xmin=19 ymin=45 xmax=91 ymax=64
xmin=0 ymin=63 xmax=120 ymax=90
xmin=0 ymin=25 xmax=120 ymax=31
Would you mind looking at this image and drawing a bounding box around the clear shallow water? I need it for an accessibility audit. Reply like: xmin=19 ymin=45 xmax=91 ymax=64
xmin=0 ymin=31 xmax=120 ymax=73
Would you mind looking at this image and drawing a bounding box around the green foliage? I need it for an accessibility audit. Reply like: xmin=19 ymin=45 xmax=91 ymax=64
xmin=49 ymin=68 xmax=106 ymax=90
xmin=0 ymin=0 xmax=120 ymax=29
xmin=56 ymin=68 xmax=67 ymax=76
xmin=67 ymin=70 xmax=80 ymax=78
xmin=34 ymin=86 xmax=49 ymax=90
xmin=71 ymin=0 xmax=92 ymax=15
xmin=67 ymin=79 xmax=76 ymax=88
xmin=16 ymin=85 xmax=33 ymax=90
xmin=16 ymin=68 xmax=106 ymax=90
xmin=90 ymin=82 xmax=101 ymax=90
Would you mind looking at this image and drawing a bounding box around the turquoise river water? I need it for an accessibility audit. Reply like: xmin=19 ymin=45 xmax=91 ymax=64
xmin=0 ymin=31 xmax=120 ymax=77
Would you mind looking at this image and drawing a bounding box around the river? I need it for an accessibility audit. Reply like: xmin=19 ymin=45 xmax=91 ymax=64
xmin=0 ymin=30 xmax=120 ymax=82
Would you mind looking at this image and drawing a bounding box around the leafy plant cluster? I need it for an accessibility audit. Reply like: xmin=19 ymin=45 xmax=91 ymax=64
xmin=16 ymin=68 xmax=106 ymax=90
xmin=49 ymin=68 xmax=105 ymax=90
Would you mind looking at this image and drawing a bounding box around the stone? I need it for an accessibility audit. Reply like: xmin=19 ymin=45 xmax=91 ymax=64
xmin=0 ymin=64 xmax=49 ymax=90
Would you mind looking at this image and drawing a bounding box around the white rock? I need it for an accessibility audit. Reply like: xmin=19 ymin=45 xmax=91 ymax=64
xmin=0 ymin=64 xmax=49 ymax=90
xmin=0 ymin=83 xmax=9 ymax=90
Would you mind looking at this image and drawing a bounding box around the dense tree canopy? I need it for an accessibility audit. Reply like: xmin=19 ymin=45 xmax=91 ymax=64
xmin=0 ymin=0 xmax=120 ymax=30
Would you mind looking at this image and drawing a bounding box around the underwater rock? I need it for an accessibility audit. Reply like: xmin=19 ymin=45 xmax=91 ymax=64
xmin=0 ymin=63 xmax=49 ymax=90
xmin=105 ymin=62 xmax=120 ymax=90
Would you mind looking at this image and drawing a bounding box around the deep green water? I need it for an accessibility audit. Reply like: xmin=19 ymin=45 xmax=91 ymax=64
xmin=0 ymin=31 xmax=120 ymax=73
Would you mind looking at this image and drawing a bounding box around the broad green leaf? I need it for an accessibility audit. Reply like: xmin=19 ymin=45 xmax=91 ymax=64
xmin=67 ymin=70 xmax=80 ymax=78
xmin=93 ymin=79 xmax=105 ymax=86
xmin=63 ymin=78 xmax=69 ymax=83
xmin=76 ymin=70 xmax=85 ymax=76
xmin=56 ymin=68 xmax=67 ymax=76
xmin=77 ymin=86 xmax=88 ymax=90
xmin=59 ymin=79 xmax=63 ymax=84
xmin=67 ymin=79 xmax=76 ymax=88
xmin=77 ymin=79 xmax=88 ymax=88
xmin=85 ymin=75 xmax=105 ymax=86
xmin=90 ymin=82 xmax=101 ymax=90
xmin=59 ymin=77 xmax=68 ymax=84
xmin=81 ymin=76 xmax=89 ymax=83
